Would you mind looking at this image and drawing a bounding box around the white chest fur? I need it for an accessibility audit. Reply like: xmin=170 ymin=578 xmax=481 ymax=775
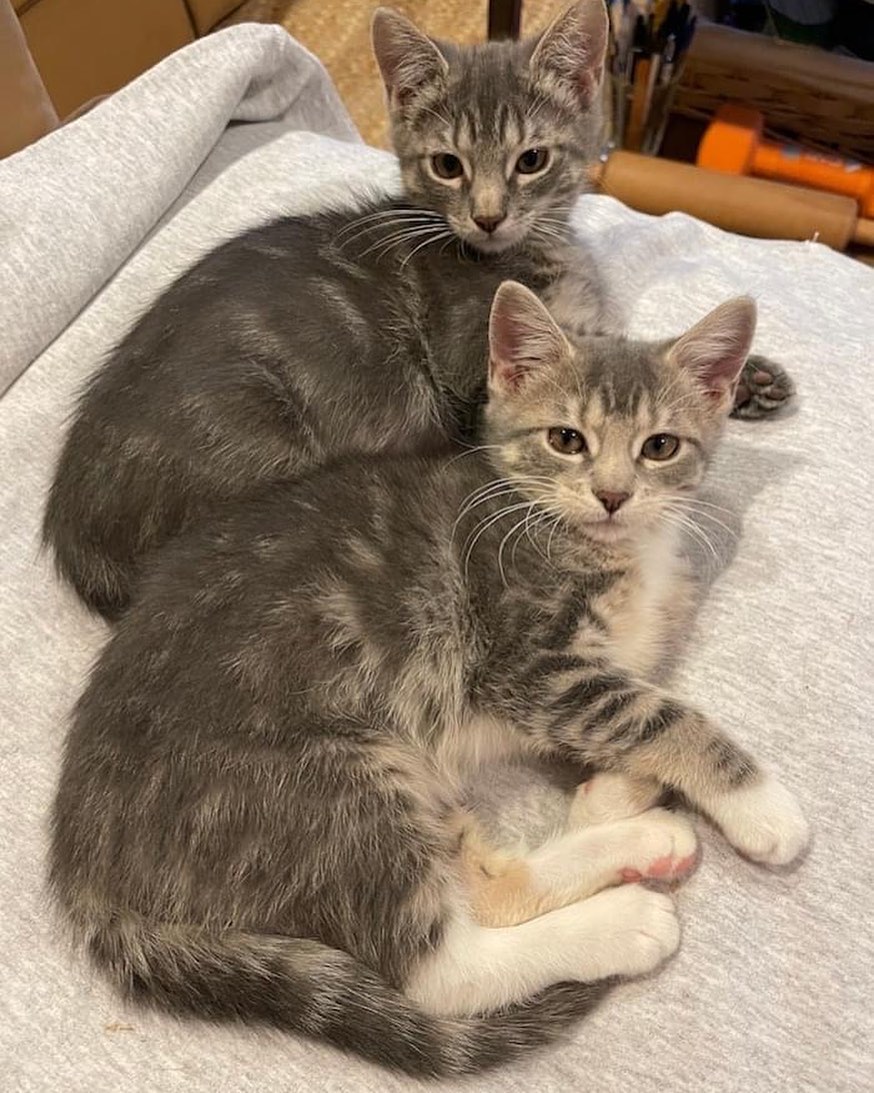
xmin=586 ymin=525 xmax=691 ymax=682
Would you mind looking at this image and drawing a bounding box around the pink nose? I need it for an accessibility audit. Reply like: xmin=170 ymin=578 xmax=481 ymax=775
xmin=596 ymin=491 xmax=630 ymax=515
xmin=473 ymin=216 xmax=505 ymax=234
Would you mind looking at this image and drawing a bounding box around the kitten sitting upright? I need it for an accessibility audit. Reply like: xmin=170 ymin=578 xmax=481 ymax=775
xmin=51 ymin=283 xmax=808 ymax=1076
xmin=43 ymin=1 xmax=793 ymax=620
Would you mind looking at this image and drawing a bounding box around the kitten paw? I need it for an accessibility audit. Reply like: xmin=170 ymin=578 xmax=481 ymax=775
xmin=616 ymin=809 xmax=699 ymax=884
xmin=570 ymin=772 xmax=663 ymax=826
xmin=707 ymin=776 xmax=809 ymax=866
xmin=574 ymin=886 xmax=681 ymax=980
xmin=731 ymin=354 xmax=795 ymax=419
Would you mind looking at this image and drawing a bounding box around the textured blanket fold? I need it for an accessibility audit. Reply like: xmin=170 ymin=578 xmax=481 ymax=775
xmin=0 ymin=24 xmax=358 ymax=394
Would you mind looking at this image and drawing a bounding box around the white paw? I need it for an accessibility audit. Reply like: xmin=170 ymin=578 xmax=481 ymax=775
xmin=618 ymin=808 xmax=699 ymax=882
xmin=573 ymin=886 xmax=681 ymax=980
xmin=569 ymin=772 xmax=663 ymax=826
xmin=707 ymin=776 xmax=809 ymax=866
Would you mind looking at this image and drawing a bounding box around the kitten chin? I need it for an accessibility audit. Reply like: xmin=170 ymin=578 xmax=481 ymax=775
xmin=578 ymin=519 xmax=637 ymax=545
xmin=576 ymin=511 xmax=670 ymax=552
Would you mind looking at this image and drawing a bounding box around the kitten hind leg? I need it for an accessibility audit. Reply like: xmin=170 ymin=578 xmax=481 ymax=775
xmin=406 ymin=885 xmax=680 ymax=1017
xmin=460 ymin=807 xmax=697 ymax=928
xmin=731 ymin=354 xmax=795 ymax=419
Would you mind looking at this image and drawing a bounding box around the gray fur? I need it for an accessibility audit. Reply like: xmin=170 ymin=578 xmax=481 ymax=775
xmin=51 ymin=287 xmax=765 ymax=1074
xmin=42 ymin=1 xmax=792 ymax=619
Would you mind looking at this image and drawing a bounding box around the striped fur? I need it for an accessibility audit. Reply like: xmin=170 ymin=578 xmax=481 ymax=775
xmin=50 ymin=283 xmax=806 ymax=1074
xmin=43 ymin=2 xmax=790 ymax=620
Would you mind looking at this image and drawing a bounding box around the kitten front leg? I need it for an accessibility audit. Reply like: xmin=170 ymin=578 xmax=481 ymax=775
xmin=630 ymin=714 xmax=809 ymax=865
xmin=491 ymin=657 xmax=809 ymax=866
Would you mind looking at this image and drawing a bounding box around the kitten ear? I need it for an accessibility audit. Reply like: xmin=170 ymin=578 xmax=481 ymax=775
xmin=489 ymin=281 xmax=570 ymax=394
xmin=371 ymin=8 xmax=449 ymax=108
xmin=668 ymin=297 xmax=758 ymax=404
xmin=529 ymin=0 xmax=608 ymax=109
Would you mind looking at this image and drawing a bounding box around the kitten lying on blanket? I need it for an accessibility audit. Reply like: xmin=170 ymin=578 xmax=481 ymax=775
xmin=50 ymin=283 xmax=808 ymax=1077
xmin=43 ymin=0 xmax=794 ymax=620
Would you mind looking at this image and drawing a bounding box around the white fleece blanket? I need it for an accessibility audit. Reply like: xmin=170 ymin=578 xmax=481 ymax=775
xmin=1 ymin=23 xmax=872 ymax=1093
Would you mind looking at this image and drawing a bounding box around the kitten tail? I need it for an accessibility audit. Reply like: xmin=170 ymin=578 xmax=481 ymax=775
xmin=80 ymin=914 xmax=607 ymax=1076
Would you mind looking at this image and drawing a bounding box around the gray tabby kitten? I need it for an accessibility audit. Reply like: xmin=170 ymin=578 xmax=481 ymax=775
xmin=42 ymin=1 xmax=793 ymax=620
xmin=51 ymin=282 xmax=808 ymax=1076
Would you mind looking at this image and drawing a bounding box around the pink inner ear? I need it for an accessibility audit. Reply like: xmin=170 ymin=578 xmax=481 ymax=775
xmin=671 ymin=299 xmax=757 ymax=400
xmin=490 ymin=313 xmax=533 ymax=391
xmin=573 ymin=46 xmax=604 ymax=106
xmin=532 ymin=2 xmax=609 ymax=108
xmin=700 ymin=353 xmax=746 ymax=398
xmin=489 ymin=282 xmax=566 ymax=393
xmin=491 ymin=354 xmax=533 ymax=391
xmin=373 ymin=14 xmax=447 ymax=105
xmin=492 ymin=313 xmax=522 ymax=362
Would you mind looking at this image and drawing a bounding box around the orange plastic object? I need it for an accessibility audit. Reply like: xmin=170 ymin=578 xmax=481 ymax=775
xmin=698 ymin=104 xmax=874 ymax=218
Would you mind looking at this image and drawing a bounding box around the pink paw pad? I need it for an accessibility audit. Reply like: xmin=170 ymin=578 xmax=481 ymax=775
xmin=619 ymin=854 xmax=697 ymax=885
xmin=645 ymin=853 xmax=696 ymax=880
xmin=672 ymin=853 xmax=697 ymax=876
xmin=646 ymin=855 xmax=676 ymax=878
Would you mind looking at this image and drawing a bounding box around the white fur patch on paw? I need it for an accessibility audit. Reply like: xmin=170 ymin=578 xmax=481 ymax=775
xmin=573 ymin=886 xmax=681 ymax=980
xmin=570 ymin=772 xmax=663 ymax=826
xmin=707 ymin=776 xmax=809 ymax=866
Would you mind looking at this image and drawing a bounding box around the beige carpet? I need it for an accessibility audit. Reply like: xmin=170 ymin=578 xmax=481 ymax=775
xmin=222 ymin=0 xmax=567 ymax=147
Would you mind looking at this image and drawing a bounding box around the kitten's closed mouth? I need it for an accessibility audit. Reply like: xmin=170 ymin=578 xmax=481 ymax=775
xmin=581 ymin=520 xmax=631 ymax=543
xmin=468 ymin=229 xmax=525 ymax=255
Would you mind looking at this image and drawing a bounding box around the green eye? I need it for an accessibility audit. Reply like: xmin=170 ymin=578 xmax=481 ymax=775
xmin=515 ymin=148 xmax=550 ymax=175
xmin=641 ymin=434 xmax=680 ymax=461
xmin=431 ymin=153 xmax=464 ymax=180
xmin=548 ymin=427 xmax=586 ymax=455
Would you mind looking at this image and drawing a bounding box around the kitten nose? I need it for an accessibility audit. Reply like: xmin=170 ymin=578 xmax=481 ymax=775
xmin=596 ymin=491 xmax=630 ymax=515
xmin=473 ymin=215 xmax=505 ymax=234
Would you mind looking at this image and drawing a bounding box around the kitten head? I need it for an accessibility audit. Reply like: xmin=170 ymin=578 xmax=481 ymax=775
xmin=371 ymin=2 xmax=607 ymax=254
xmin=484 ymin=281 xmax=756 ymax=545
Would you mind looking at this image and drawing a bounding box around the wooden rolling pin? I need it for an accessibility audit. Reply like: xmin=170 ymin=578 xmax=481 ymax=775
xmin=697 ymin=104 xmax=874 ymax=217
xmin=590 ymin=151 xmax=874 ymax=251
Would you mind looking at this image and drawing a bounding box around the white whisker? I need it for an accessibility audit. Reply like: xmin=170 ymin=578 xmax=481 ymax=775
xmin=462 ymin=502 xmax=537 ymax=577
xmin=497 ymin=504 xmax=540 ymax=585
xmin=445 ymin=443 xmax=502 ymax=467
xmin=361 ymin=225 xmax=450 ymax=261
xmin=454 ymin=476 xmax=555 ymax=529
xmin=335 ymin=207 xmax=445 ymax=240
xmin=400 ymin=229 xmax=455 ymax=269
xmin=659 ymin=509 xmax=720 ymax=565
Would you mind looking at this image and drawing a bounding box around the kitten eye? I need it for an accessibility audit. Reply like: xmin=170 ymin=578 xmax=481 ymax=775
xmin=640 ymin=434 xmax=680 ymax=461
xmin=431 ymin=153 xmax=464 ymax=180
xmin=547 ymin=427 xmax=586 ymax=455
xmin=515 ymin=148 xmax=550 ymax=175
